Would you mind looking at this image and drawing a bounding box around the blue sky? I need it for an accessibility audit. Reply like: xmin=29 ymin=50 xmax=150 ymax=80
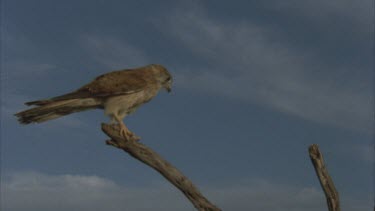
xmin=1 ymin=0 xmax=373 ymax=210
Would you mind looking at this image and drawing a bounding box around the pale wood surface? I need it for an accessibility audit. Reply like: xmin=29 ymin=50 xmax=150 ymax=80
xmin=101 ymin=123 xmax=221 ymax=211
xmin=309 ymin=144 xmax=341 ymax=211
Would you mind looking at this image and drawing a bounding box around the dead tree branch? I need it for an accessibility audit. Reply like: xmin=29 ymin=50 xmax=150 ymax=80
xmin=101 ymin=123 xmax=221 ymax=211
xmin=309 ymin=144 xmax=341 ymax=211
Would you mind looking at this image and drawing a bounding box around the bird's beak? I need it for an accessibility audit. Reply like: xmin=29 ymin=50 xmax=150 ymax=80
xmin=166 ymin=86 xmax=172 ymax=93
xmin=165 ymin=82 xmax=172 ymax=93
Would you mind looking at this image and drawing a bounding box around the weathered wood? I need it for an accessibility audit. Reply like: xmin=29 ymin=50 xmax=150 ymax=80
xmin=101 ymin=123 xmax=221 ymax=211
xmin=309 ymin=144 xmax=340 ymax=211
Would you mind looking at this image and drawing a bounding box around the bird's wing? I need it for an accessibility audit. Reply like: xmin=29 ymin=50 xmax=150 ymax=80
xmin=25 ymin=69 xmax=149 ymax=106
xmin=79 ymin=69 xmax=149 ymax=97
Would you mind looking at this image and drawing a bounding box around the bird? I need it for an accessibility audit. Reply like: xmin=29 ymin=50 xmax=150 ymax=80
xmin=15 ymin=64 xmax=173 ymax=140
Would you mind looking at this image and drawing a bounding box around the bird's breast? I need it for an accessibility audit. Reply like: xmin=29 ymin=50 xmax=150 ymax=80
xmin=103 ymin=86 xmax=159 ymax=117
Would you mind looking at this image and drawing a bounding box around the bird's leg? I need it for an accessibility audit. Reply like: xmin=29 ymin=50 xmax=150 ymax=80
xmin=110 ymin=117 xmax=117 ymax=125
xmin=113 ymin=115 xmax=131 ymax=140
xmin=113 ymin=115 xmax=140 ymax=141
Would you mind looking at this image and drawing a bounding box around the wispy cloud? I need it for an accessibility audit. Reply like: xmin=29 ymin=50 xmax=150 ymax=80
xmin=1 ymin=171 xmax=370 ymax=211
xmin=160 ymin=5 xmax=373 ymax=133
xmin=3 ymin=62 xmax=57 ymax=80
xmin=81 ymin=34 xmax=148 ymax=69
xmin=0 ymin=171 xmax=193 ymax=211
xmin=1 ymin=31 xmax=87 ymax=129
xmin=346 ymin=143 xmax=375 ymax=163
xmin=358 ymin=144 xmax=374 ymax=163
xmin=2 ymin=32 xmax=150 ymax=130
xmin=2 ymin=30 xmax=58 ymax=80
xmin=264 ymin=0 xmax=372 ymax=30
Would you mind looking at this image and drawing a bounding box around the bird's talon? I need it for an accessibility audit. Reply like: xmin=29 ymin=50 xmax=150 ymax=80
xmin=129 ymin=132 xmax=141 ymax=140
xmin=119 ymin=128 xmax=129 ymax=139
xmin=127 ymin=131 xmax=141 ymax=141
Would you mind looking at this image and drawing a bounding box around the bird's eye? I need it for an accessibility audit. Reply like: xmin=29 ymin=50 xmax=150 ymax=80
xmin=166 ymin=76 xmax=171 ymax=81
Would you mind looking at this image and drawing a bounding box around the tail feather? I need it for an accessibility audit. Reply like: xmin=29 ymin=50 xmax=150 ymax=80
xmin=24 ymin=90 xmax=92 ymax=106
xmin=25 ymin=100 xmax=52 ymax=106
xmin=15 ymin=98 xmax=101 ymax=124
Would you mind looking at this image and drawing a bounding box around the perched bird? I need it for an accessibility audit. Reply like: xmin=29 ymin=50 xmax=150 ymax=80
xmin=15 ymin=64 xmax=173 ymax=140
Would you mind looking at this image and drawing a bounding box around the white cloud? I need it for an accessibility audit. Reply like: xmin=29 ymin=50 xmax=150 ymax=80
xmin=82 ymin=34 xmax=148 ymax=69
xmin=1 ymin=172 xmax=191 ymax=211
xmin=161 ymin=6 xmax=373 ymax=133
xmin=1 ymin=172 xmax=371 ymax=211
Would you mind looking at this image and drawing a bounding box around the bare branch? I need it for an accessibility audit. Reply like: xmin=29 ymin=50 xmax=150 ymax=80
xmin=309 ymin=144 xmax=341 ymax=211
xmin=101 ymin=123 xmax=221 ymax=211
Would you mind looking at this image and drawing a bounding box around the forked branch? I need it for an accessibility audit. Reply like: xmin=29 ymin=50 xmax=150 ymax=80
xmin=309 ymin=144 xmax=341 ymax=211
xmin=101 ymin=123 xmax=221 ymax=211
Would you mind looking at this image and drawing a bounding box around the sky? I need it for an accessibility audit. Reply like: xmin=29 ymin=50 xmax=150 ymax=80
xmin=1 ymin=0 xmax=373 ymax=210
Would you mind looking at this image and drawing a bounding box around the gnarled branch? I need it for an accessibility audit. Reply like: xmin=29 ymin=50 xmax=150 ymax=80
xmin=309 ymin=144 xmax=340 ymax=211
xmin=101 ymin=123 xmax=221 ymax=211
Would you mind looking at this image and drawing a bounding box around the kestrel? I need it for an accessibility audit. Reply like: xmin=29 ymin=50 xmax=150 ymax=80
xmin=15 ymin=64 xmax=173 ymax=140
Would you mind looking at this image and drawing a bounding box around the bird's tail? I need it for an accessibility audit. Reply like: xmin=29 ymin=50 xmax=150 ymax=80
xmin=15 ymin=98 xmax=101 ymax=124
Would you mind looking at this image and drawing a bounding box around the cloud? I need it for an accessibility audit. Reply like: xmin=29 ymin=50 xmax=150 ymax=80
xmin=3 ymin=62 xmax=57 ymax=80
xmin=264 ymin=0 xmax=372 ymax=30
xmin=2 ymin=32 xmax=148 ymax=130
xmin=0 ymin=56 xmax=87 ymax=129
xmin=1 ymin=171 xmax=191 ymax=211
xmin=358 ymin=144 xmax=374 ymax=163
xmin=345 ymin=143 xmax=375 ymax=163
xmin=208 ymin=180 xmax=326 ymax=211
xmin=81 ymin=34 xmax=148 ymax=69
xmin=2 ymin=30 xmax=59 ymax=80
xmin=1 ymin=31 xmax=88 ymax=129
xmin=160 ymin=5 xmax=373 ymax=133
xmin=1 ymin=172 xmax=371 ymax=211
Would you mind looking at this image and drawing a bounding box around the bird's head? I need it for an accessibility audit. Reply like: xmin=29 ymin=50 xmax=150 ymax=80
xmin=150 ymin=64 xmax=173 ymax=93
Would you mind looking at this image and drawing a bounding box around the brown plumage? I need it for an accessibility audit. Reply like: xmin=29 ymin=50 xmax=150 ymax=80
xmin=15 ymin=64 xmax=172 ymax=139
